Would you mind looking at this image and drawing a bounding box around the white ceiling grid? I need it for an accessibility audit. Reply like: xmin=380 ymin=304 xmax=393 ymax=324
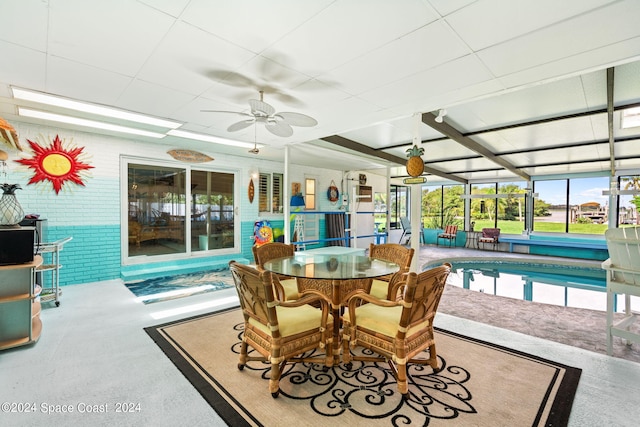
xmin=0 ymin=0 xmax=638 ymax=181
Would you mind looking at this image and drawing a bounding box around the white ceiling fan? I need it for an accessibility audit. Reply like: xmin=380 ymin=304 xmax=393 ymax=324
xmin=203 ymin=91 xmax=317 ymax=138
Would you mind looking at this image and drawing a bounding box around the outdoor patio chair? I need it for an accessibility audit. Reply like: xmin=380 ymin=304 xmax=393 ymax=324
xmin=436 ymin=225 xmax=458 ymax=247
xmin=603 ymin=227 xmax=640 ymax=356
xmin=342 ymin=263 xmax=452 ymax=398
xmin=252 ymin=242 xmax=298 ymax=300
xmin=399 ymin=216 xmax=424 ymax=245
xmin=229 ymin=261 xmax=333 ymax=398
xmin=478 ymin=228 xmax=500 ymax=250
xmin=368 ymin=243 xmax=414 ymax=300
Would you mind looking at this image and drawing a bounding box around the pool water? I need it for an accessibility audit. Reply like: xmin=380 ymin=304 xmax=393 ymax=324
xmin=442 ymin=259 xmax=638 ymax=312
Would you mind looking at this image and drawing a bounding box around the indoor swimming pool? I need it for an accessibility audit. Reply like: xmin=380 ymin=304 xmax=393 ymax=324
xmin=431 ymin=258 xmax=638 ymax=312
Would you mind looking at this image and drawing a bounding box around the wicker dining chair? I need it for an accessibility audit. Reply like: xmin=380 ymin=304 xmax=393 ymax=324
xmin=252 ymin=242 xmax=298 ymax=300
xmin=229 ymin=261 xmax=333 ymax=398
xmin=342 ymin=263 xmax=452 ymax=399
xmin=368 ymin=243 xmax=414 ymax=300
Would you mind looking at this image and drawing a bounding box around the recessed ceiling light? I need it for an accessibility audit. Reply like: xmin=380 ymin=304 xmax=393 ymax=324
xmin=18 ymin=108 xmax=166 ymax=138
xmin=167 ymin=129 xmax=261 ymax=149
xmin=11 ymin=87 xmax=182 ymax=129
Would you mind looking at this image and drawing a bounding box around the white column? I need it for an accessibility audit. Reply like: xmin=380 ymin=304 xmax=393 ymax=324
xmin=410 ymin=183 xmax=421 ymax=272
xmin=284 ymin=146 xmax=291 ymax=244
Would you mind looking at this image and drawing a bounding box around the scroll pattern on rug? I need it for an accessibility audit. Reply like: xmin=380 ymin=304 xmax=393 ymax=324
xmin=231 ymin=322 xmax=477 ymax=424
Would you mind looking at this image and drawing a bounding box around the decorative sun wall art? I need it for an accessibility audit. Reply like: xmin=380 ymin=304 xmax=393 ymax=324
xmin=16 ymin=135 xmax=94 ymax=194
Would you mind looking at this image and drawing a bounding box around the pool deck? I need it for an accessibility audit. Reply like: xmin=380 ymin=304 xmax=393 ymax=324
xmin=414 ymin=243 xmax=640 ymax=364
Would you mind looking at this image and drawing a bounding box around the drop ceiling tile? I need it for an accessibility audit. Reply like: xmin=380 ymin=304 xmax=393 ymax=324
xmin=496 ymin=36 xmax=640 ymax=92
xmin=614 ymin=138 xmax=640 ymax=158
xmin=262 ymin=0 xmax=438 ymax=74
xmin=117 ymin=79 xmax=197 ymax=119
xmin=137 ymin=21 xmax=256 ymax=96
xmin=48 ymin=0 xmax=175 ymax=76
xmin=180 ymin=0 xmax=333 ymax=54
xmin=427 ymin=0 xmax=476 ymax=17
xmin=614 ymin=61 xmax=640 ymax=104
xmin=0 ymin=0 xmax=48 ymax=51
xmin=138 ymin=0 xmax=191 ymax=18
xmin=46 ymin=56 xmax=133 ymax=106
xmin=360 ymin=55 xmax=494 ymax=110
xmin=0 ymin=42 xmax=46 ymax=91
xmin=445 ymin=0 xmax=615 ymax=51
xmin=322 ymin=20 xmax=471 ymax=96
xmin=477 ymin=1 xmax=640 ymax=78
xmin=475 ymin=116 xmax=600 ymax=151
xmin=449 ymin=75 xmax=595 ymax=131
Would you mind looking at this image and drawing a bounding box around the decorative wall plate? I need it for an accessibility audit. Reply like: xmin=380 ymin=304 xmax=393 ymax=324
xmin=16 ymin=135 xmax=93 ymax=194
xmin=327 ymin=180 xmax=339 ymax=203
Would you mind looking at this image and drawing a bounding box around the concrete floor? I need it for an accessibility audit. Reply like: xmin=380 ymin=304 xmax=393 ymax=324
xmin=1 ymin=245 xmax=640 ymax=426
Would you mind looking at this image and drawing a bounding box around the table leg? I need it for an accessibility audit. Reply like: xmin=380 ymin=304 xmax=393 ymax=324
xmin=331 ymin=279 xmax=341 ymax=365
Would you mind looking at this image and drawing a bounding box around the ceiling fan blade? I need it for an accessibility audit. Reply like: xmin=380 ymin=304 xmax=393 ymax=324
xmin=201 ymin=110 xmax=253 ymax=119
xmin=227 ymin=119 xmax=255 ymax=132
xmin=277 ymin=112 xmax=318 ymax=127
xmin=249 ymin=99 xmax=275 ymax=116
xmin=265 ymin=121 xmax=293 ymax=137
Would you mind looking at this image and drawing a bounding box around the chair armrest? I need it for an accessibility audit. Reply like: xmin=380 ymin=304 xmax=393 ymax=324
xmin=387 ymin=271 xmax=409 ymax=301
xmin=271 ymin=276 xmax=286 ymax=301
xmin=279 ymin=291 xmax=329 ymax=309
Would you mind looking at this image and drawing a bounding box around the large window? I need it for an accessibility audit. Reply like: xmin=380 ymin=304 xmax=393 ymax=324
xmin=618 ymin=175 xmax=640 ymax=226
xmin=534 ymin=177 xmax=609 ymax=234
xmin=423 ymin=184 xmax=464 ymax=229
xmin=374 ymin=192 xmax=387 ymax=232
xmin=259 ymin=172 xmax=283 ymax=213
xmin=126 ymin=161 xmax=236 ymax=258
xmin=389 ymin=185 xmax=408 ymax=229
xmin=470 ymin=183 xmax=497 ymax=229
xmin=497 ymin=181 xmax=527 ymax=233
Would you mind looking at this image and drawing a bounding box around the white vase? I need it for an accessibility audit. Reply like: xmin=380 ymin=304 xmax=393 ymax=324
xmin=0 ymin=193 xmax=24 ymax=225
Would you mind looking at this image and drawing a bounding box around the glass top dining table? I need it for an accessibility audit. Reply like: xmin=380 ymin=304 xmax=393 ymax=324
xmin=263 ymin=253 xmax=399 ymax=280
xmin=264 ymin=252 xmax=400 ymax=365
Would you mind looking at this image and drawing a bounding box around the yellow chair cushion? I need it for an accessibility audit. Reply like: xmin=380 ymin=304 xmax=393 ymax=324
xmin=370 ymin=279 xmax=389 ymax=300
xmin=280 ymin=278 xmax=299 ymax=300
xmin=248 ymin=304 xmax=331 ymax=338
xmin=346 ymin=303 xmax=429 ymax=338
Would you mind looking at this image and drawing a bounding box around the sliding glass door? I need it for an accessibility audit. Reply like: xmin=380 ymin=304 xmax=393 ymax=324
xmin=125 ymin=160 xmax=236 ymax=259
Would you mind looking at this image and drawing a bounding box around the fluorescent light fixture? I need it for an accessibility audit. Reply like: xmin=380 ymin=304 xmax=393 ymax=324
xmin=167 ymin=129 xmax=260 ymax=149
xmin=12 ymin=86 xmax=182 ymax=129
xmin=18 ymin=107 xmax=166 ymax=138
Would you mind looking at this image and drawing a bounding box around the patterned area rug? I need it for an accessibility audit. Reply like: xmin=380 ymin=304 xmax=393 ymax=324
xmin=124 ymin=269 xmax=233 ymax=304
xmin=145 ymin=308 xmax=581 ymax=426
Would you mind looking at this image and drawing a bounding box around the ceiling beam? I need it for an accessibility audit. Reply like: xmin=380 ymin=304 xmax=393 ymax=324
xmin=421 ymin=112 xmax=531 ymax=181
xmin=320 ymin=135 xmax=467 ymax=184
xmin=607 ymin=67 xmax=616 ymax=177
